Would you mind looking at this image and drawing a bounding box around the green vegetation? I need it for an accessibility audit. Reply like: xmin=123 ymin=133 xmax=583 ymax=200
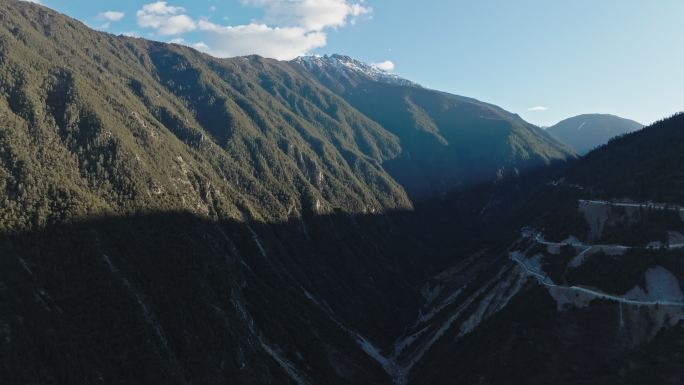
xmin=542 ymin=245 xmax=576 ymax=284
xmin=567 ymin=250 xmax=655 ymax=294
xmin=0 ymin=1 xmax=415 ymax=233
xmin=0 ymin=211 xmax=429 ymax=385
xmin=564 ymin=247 xmax=684 ymax=295
xmin=298 ymin=58 xmax=576 ymax=198
xmin=569 ymin=113 xmax=684 ymax=204
xmin=540 ymin=197 xmax=590 ymax=242
xmin=616 ymin=321 xmax=684 ymax=385
xmin=2 ymin=3 xmax=683 ymax=385
xmin=0 ymin=2 xmax=577 ymax=234
xmin=598 ymin=207 xmax=684 ymax=246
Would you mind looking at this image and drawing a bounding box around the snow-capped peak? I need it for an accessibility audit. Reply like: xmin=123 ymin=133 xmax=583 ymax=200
xmin=293 ymin=54 xmax=419 ymax=87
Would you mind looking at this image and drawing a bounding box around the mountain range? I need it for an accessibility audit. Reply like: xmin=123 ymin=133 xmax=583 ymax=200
xmin=1 ymin=2 xmax=683 ymax=385
xmin=294 ymin=54 xmax=575 ymax=197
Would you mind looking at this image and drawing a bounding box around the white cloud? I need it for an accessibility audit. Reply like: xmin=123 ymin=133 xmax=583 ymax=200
xmin=137 ymin=2 xmax=197 ymax=36
xmin=193 ymin=42 xmax=210 ymax=51
xmin=371 ymin=60 xmax=395 ymax=72
xmin=136 ymin=0 xmax=370 ymax=59
xmin=20 ymin=0 xmax=42 ymax=3
xmin=528 ymin=106 xmax=549 ymax=112
xmin=97 ymin=11 xmax=125 ymax=22
xmin=197 ymin=20 xmax=326 ymax=60
xmin=140 ymin=1 xmax=185 ymax=15
xmin=241 ymin=0 xmax=371 ymax=31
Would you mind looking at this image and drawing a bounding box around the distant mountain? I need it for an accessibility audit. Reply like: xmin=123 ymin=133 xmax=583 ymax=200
xmin=546 ymin=113 xmax=644 ymax=154
xmin=293 ymin=54 xmax=575 ymax=198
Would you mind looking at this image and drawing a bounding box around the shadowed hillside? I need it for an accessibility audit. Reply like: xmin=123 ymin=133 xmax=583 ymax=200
xmin=1 ymin=203 xmax=506 ymax=385
xmin=1 ymin=2 xmax=683 ymax=385
xmin=567 ymin=113 xmax=684 ymax=203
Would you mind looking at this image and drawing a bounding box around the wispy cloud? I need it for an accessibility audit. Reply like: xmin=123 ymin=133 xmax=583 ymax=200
xmin=97 ymin=11 xmax=125 ymax=22
xmin=197 ymin=20 xmax=327 ymax=60
xmin=95 ymin=10 xmax=125 ymax=30
xmin=136 ymin=2 xmax=197 ymax=36
xmin=240 ymin=0 xmax=371 ymax=31
xmin=136 ymin=0 xmax=371 ymax=60
xmin=528 ymin=106 xmax=549 ymax=112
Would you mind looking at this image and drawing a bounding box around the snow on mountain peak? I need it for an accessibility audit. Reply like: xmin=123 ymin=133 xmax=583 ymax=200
xmin=293 ymin=54 xmax=419 ymax=87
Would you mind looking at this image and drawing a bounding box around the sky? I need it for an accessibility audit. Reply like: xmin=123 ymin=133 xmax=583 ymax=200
xmin=21 ymin=0 xmax=684 ymax=127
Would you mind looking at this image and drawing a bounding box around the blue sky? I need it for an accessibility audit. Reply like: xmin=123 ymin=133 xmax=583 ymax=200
xmin=24 ymin=0 xmax=684 ymax=126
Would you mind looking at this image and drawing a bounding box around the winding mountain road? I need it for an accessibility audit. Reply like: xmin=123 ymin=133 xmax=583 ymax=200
xmin=528 ymin=230 xmax=684 ymax=251
xmin=579 ymin=199 xmax=684 ymax=212
xmin=510 ymin=253 xmax=684 ymax=307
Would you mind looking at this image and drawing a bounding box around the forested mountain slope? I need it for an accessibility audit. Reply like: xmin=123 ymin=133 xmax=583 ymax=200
xmin=293 ymin=55 xmax=575 ymax=197
xmin=567 ymin=113 xmax=684 ymax=203
xmin=0 ymin=1 xmax=415 ymax=231
xmin=4 ymin=2 xmax=681 ymax=385
xmin=0 ymin=2 xmax=575 ymax=231
xmin=0 ymin=3 xmax=553 ymax=384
